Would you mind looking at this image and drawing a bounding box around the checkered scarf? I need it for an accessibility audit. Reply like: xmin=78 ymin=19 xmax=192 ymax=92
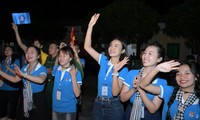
xmin=174 ymin=89 xmax=197 ymax=120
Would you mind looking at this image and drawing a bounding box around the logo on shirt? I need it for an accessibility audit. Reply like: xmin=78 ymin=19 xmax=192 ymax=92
xmin=189 ymin=111 xmax=194 ymax=118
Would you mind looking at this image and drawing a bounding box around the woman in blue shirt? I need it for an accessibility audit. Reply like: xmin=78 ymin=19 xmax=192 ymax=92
xmin=120 ymin=42 xmax=167 ymax=120
xmin=84 ymin=13 xmax=129 ymax=120
xmin=0 ymin=45 xmax=21 ymax=120
xmin=52 ymin=46 xmax=82 ymax=120
xmin=0 ymin=45 xmax=48 ymax=120
xmin=140 ymin=61 xmax=200 ymax=120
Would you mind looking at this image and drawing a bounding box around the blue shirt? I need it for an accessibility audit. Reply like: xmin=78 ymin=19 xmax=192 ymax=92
xmin=97 ymin=54 xmax=128 ymax=98
xmin=21 ymin=63 xmax=47 ymax=93
xmin=52 ymin=65 xmax=82 ymax=113
xmin=0 ymin=58 xmax=20 ymax=91
xmin=159 ymin=85 xmax=200 ymax=120
xmin=123 ymin=69 xmax=167 ymax=104
xmin=80 ymin=58 xmax=85 ymax=67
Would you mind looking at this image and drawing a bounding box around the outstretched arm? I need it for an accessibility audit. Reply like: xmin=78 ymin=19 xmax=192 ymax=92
xmin=140 ymin=60 xmax=180 ymax=95
xmin=84 ymin=13 xmax=100 ymax=62
xmin=0 ymin=64 xmax=21 ymax=83
xmin=14 ymin=64 xmax=47 ymax=84
xmin=12 ymin=23 xmax=27 ymax=52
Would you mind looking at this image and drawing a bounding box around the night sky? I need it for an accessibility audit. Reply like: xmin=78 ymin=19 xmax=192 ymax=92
xmin=0 ymin=0 xmax=185 ymax=40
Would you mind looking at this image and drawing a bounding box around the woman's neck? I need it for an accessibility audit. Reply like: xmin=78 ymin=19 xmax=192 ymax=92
xmin=110 ymin=57 xmax=119 ymax=64
xmin=142 ymin=66 xmax=156 ymax=77
xmin=61 ymin=64 xmax=70 ymax=70
xmin=29 ymin=61 xmax=38 ymax=69
xmin=181 ymin=86 xmax=194 ymax=94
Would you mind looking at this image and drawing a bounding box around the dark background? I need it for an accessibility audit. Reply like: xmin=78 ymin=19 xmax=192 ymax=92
xmin=0 ymin=0 xmax=184 ymax=41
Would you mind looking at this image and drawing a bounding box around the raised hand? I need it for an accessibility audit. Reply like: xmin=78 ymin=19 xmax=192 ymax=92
xmin=88 ymin=13 xmax=100 ymax=28
xmin=11 ymin=23 xmax=18 ymax=31
xmin=156 ymin=60 xmax=180 ymax=72
xmin=14 ymin=64 xmax=23 ymax=78
xmin=59 ymin=42 xmax=67 ymax=49
xmin=69 ymin=65 xmax=77 ymax=78
xmin=113 ymin=56 xmax=129 ymax=72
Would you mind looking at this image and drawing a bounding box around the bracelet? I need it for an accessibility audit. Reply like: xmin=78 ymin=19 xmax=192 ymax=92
xmin=112 ymin=72 xmax=119 ymax=77
xmin=23 ymin=73 xmax=27 ymax=78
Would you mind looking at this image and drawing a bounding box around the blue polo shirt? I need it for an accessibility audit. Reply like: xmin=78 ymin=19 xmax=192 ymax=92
xmin=123 ymin=69 xmax=167 ymax=103
xmin=52 ymin=65 xmax=82 ymax=113
xmin=21 ymin=63 xmax=47 ymax=93
xmin=97 ymin=54 xmax=128 ymax=98
xmin=159 ymin=85 xmax=200 ymax=120
xmin=0 ymin=58 xmax=20 ymax=91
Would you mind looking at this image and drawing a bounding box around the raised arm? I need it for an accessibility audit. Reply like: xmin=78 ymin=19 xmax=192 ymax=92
xmin=84 ymin=13 xmax=100 ymax=62
xmin=12 ymin=23 xmax=27 ymax=52
xmin=140 ymin=60 xmax=180 ymax=95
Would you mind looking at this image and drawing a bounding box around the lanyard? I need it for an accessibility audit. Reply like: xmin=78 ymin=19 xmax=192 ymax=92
xmin=104 ymin=64 xmax=113 ymax=80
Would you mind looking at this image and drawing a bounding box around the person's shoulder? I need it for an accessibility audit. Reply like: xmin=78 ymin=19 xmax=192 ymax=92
xmin=129 ymin=69 xmax=140 ymax=73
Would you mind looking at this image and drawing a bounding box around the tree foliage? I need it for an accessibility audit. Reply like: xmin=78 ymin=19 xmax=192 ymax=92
xmin=165 ymin=0 xmax=200 ymax=54
xmin=89 ymin=0 xmax=159 ymax=45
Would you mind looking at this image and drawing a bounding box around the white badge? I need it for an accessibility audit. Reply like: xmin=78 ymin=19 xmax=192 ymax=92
xmin=56 ymin=90 xmax=61 ymax=100
xmin=0 ymin=79 xmax=4 ymax=87
xmin=102 ymin=85 xmax=108 ymax=96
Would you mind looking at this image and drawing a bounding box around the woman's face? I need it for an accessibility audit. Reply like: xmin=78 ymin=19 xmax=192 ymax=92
xmin=58 ymin=51 xmax=71 ymax=67
xmin=142 ymin=46 xmax=162 ymax=67
xmin=176 ymin=64 xmax=196 ymax=90
xmin=108 ymin=39 xmax=124 ymax=57
xmin=4 ymin=47 xmax=13 ymax=57
xmin=25 ymin=47 xmax=39 ymax=63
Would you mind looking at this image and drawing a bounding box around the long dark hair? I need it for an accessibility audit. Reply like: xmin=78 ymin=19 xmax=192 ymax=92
xmin=166 ymin=61 xmax=200 ymax=119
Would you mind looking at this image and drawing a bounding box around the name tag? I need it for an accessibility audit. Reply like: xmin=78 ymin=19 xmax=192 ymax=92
xmin=56 ymin=90 xmax=61 ymax=100
xmin=102 ymin=85 xmax=108 ymax=96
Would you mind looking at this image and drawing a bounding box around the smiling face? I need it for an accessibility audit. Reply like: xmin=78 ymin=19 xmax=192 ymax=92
xmin=108 ymin=39 xmax=125 ymax=58
xmin=25 ymin=46 xmax=40 ymax=63
xmin=58 ymin=50 xmax=71 ymax=67
xmin=176 ymin=64 xmax=196 ymax=91
xmin=142 ymin=46 xmax=162 ymax=67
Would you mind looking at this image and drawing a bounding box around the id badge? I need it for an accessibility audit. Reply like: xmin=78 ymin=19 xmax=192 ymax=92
xmin=0 ymin=79 xmax=4 ymax=87
xmin=102 ymin=85 xmax=108 ymax=96
xmin=141 ymin=106 xmax=144 ymax=118
xmin=56 ymin=90 xmax=61 ymax=100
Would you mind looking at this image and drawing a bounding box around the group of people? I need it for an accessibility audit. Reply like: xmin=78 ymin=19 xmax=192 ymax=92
xmin=84 ymin=13 xmax=200 ymax=120
xmin=0 ymin=22 xmax=85 ymax=120
xmin=0 ymin=13 xmax=199 ymax=120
